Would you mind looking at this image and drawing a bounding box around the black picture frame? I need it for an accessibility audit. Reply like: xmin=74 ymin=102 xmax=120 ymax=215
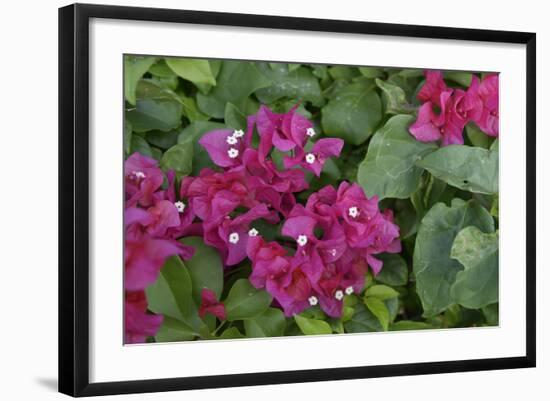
xmin=58 ymin=3 xmax=536 ymax=397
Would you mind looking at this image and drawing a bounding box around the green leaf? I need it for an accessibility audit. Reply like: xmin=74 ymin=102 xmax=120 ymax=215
xmin=294 ymin=315 xmax=332 ymax=335
xmin=145 ymin=256 xmax=203 ymax=331
xmin=244 ymin=308 xmax=286 ymax=337
xmin=155 ymin=316 xmax=196 ymax=342
xmin=197 ymin=61 xmax=271 ymax=118
xmin=218 ymin=327 xmax=245 ymax=339
xmin=375 ymin=253 xmax=408 ymax=286
xmin=149 ymin=59 xmax=177 ymax=78
xmin=124 ymin=56 xmax=157 ymax=105
xmin=450 ymin=226 xmax=499 ymax=309
xmin=466 ymin=122 xmax=490 ymax=149
xmin=145 ymin=130 xmax=179 ymax=150
xmin=160 ymin=142 xmax=193 ymax=176
xmin=416 ymin=145 xmax=498 ymax=195
xmin=179 ymin=95 xmax=210 ymax=122
xmin=179 ymin=237 xmax=224 ymax=305
xmin=126 ymin=82 xmax=183 ymax=133
xmin=177 ymin=121 xmax=226 ymax=175
xmin=365 ymin=297 xmax=390 ymax=331
xmin=224 ymin=102 xmax=247 ymax=130
xmin=344 ymin=302 xmax=381 ymax=333
xmin=124 ymin=119 xmax=133 ymax=156
xmin=366 ymin=284 xmax=399 ymax=301
xmin=255 ymin=63 xmax=324 ymax=107
xmin=413 ymin=199 xmax=495 ymax=317
xmin=224 ymin=279 xmax=272 ymax=321
xmin=390 ymin=320 xmax=433 ymax=331
xmin=129 ymin=134 xmax=152 ymax=157
xmin=165 ymin=57 xmax=216 ymax=86
xmin=359 ymin=67 xmax=384 ymax=78
xmin=321 ymin=82 xmax=382 ymax=145
xmin=357 ymin=114 xmax=437 ymax=199
xmin=445 ymin=71 xmax=473 ymax=87
xmin=375 ymin=78 xmax=412 ymax=114
xmin=482 ymin=303 xmax=499 ymax=326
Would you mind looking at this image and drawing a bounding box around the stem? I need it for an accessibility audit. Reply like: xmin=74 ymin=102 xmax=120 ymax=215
xmin=212 ymin=320 xmax=227 ymax=336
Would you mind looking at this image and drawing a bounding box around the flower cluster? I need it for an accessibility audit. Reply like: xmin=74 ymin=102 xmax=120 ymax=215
xmin=409 ymin=70 xmax=499 ymax=146
xmin=181 ymin=105 xmax=344 ymax=267
xmin=247 ymin=182 xmax=401 ymax=318
xmin=124 ymin=153 xmax=195 ymax=343
xmin=124 ymin=103 xmax=401 ymax=340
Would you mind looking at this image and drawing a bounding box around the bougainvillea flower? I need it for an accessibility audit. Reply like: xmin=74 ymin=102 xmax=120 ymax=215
xmin=256 ymin=104 xmax=313 ymax=162
xmin=285 ymin=138 xmax=344 ymax=177
xmin=475 ymin=74 xmax=499 ymax=137
xmin=209 ymin=204 xmax=273 ymax=266
xmin=198 ymin=288 xmax=226 ymax=320
xmin=125 ymin=153 xmax=164 ymax=207
xmin=124 ymin=200 xmax=180 ymax=237
xmin=124 ymin=235 xmax=192 ymax=290
xmin=410 ymin=90 xmax=466 ymax=146
xmin=181 ymin=168 xmax=250 ymax=221
xmin=199 ymin=116 xmax=256 ymax=168
xmin=125 ymin=290 xmax=163 ymax=344
xmin=417 ymin=70 xmax=448 ymax=106
xmin=452 ymin=75 xmax=483 ymax=124
xmin=247 ymin=236 xmax=290 ymax=288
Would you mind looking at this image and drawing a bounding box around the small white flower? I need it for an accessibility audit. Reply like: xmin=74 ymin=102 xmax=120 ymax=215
xmin=228 ymin=232 xmax=240 ymax=244
xmin=348 ymin=206 xmax=359 ymax=218
xmin=174 ymin=201 xmax=185 ymax=213
xmin=308 ymin=296 xmax=318 ymax=306
xmin=227 ymin=148 xmax=239 ymax=158
xmin=233 ymin=129 xmax=245 ymax=138
xmin=306 ymin=127 xmax=316 ymax=137
xmin=345 ymin=286 xmax=354 ymax=295
xmin=297 ymin=235 xmax=308 ymax=247
xmin=226 ymin=135 xmax=238 ymax=145
xmin=305 ymin=153 xmax=316 ymax=164
xmin=334 ymin=290 xmax=344 ymax=300
xmin=133 ymin=171 xmax=146 ymax=179
xmin=248 ymin=228 xmax=259 ymax=237
xmin=330 ymin=249 xmax=337 ymax=257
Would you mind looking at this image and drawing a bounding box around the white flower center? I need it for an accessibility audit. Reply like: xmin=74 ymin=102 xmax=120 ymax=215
xmin=306 ymin=127 xmax=316 ymax=137
xmin=334 ymin=290 xmax=344 ymax=300
xmin=308 ymin=296 xmax=318 ymax=306
xmin=305 ymin=153 xmax=316 ymax=164
xmin=174 ymin=201 xmax=185 ymax=213
xmin=132 ymin=170 xmax=146 ymax=179
xmin=345 ymin=286 xmax=354 ymax=295
xmin=330 ymin=249 xmax=337 ymax=257
xmin=228 ymin=232 xmax=240 ymax=244
xmin=348 ymin=206 xmax=359 ymax=218
xmin=233 ymin=129 xmax=245 ymax=138
xmin=248 ymin=228 xmax=259 ymax=237
xmin=297 ymin=235 xmax=308 ymax=247
xmin=227 ymin=148 xmax=239 ymax=159
xmin=226 ymin=135 xmax=238 ymax=145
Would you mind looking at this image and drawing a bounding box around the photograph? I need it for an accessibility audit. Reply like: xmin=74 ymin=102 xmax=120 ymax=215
xmin=123 ymin=56 xmax=500 ymax=344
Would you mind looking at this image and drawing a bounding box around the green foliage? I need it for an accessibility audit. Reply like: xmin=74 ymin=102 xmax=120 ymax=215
xmin=357 ymin=114 xmax=437 ymax=199
xmin=413 ymin=199 xmax=495 ymax=317
xmin=244 ymin=308 xmax=286 ymax=337
xmin=321 ymin=82 xmax=382 ymax=145
xmin=224 ymin=279 xmax=272 ymax=321
xmin=294 ymin=315 xmax=333 ymax=335
xmin=124 ymin=56 xmax=499 ymax=342
xmin=145 ymin=256 xmax=203 ymax=333
xmin=450 ymin=227 xmax=499 ymax=309
xmin=179 ymin=237 xmax=224 ymax=304
xmin=417 ymin=143 xmax=498 ymax=194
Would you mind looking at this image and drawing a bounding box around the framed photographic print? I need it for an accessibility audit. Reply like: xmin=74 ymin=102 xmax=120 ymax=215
xmin=58 ymin=3 xmax=536 ymax=397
